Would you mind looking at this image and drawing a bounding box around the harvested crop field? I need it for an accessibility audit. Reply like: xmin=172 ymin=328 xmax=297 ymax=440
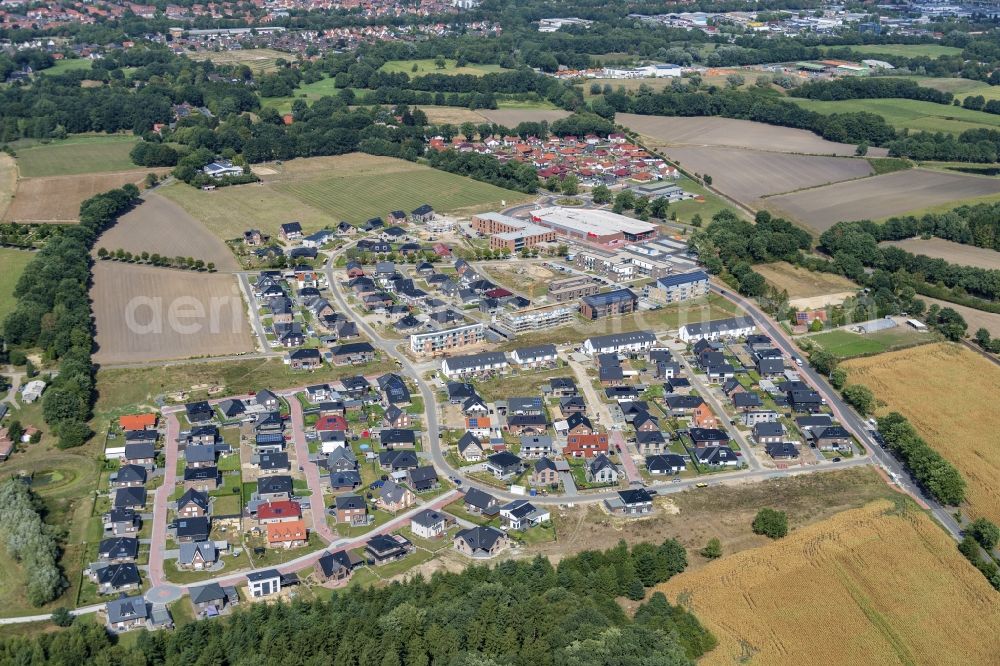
xmin=193 ymin=48 xmax=288 ymax=73
xmin=617 ymin=113 xmax=887 ymax=156
xmin=658 ymin=500 xmax=1000 ymax=666
xmin=752 ymin=261 xmax=858 ymax=305
xmin=882 ymin=237 xmax=1000 ymax=270
xmin=417 ymin=106 xmax=490 ymax=125
xmin=91 ymin=262 xmax=254 ymax=364
xmin=665 ymin=146 xmax=873 ymax=204
xmin=3 ymin=170 xmax=161 ymax=223
xmin=476 ymin=109 xmax=571 ymax=125
xmin=843 ymin=343 xmax=1000 ymax=522
xmin=95 ymin=193 xmax=238 ymax=271
xmin=922 ymin=296 xmax=1000 ymax=338
xmin=764 ymin=169 xmax=1000 ymax=232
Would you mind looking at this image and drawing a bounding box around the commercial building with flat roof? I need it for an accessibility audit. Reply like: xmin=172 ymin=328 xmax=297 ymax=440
xmin=548 ymin=275 xmax=600 ymax=302
xmin=530 ymin=207 xmax=658 ymax=245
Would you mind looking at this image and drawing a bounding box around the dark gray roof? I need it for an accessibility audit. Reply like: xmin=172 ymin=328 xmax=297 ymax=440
xmin=585 ymin=330 xmax=656 ymax=349
xmin=190 ymin=582 xmax=225 ymax=605
xmin=411 ymin=508 xmax=446 ymax=528
xmin=682 ymin=316 xmax=756 ymax=336
xmin=444 ymin=351 xmax=507 ymax=371
xmin=455 ymin=525 xmax=505 ymax=552
xmin=618 ymin=488 xmax=653 ymax=505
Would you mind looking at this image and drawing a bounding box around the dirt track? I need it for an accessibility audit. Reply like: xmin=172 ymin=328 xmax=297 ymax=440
xmin=91 ymin=262 xmax=254 ymax=364
xmin=618 ymin=114 xmax=889 ymax=156
xmin=664 ymin=145 xmax=873 ymax=203
xmin=96 ymin=193 xmax=239 ymax=271
xmin=765 ymin=169 xmax=1000 ymax=232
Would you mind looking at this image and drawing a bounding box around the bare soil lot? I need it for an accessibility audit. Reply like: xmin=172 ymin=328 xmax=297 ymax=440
xmin=618 ymin=114 xmax=887 ymax=156
xmin=753 ymin=261 xmax=858 ymax=305
xmin=3 ymin=170 xmax=162 ymax=223
xmin=92 ymin=262 xmax=254 ymax=364
xmin=764 ymin=169 xmax=1000 ymax=232
xmin=882 ymin=237 xmax=1000 ymax=270
xmin=476 ymin=109 xmax=571 ymax=125
xmin=417 ymin=106 xmax=490 ymax=125
xmin=95 ymin=193 xmax=238 ymax=271
xmin=665 ymin=145 xmax=873 ymax=203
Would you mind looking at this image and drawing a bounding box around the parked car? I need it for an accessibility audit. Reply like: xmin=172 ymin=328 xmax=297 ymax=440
xmin=832 ymin=457 xmax=842 ymax=463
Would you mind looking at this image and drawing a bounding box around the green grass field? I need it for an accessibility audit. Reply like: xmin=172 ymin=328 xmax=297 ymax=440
xmin=272 ymin=161 xmax=533 ymax=223
xmin=840 ymin=44 xmax=963 ymax=59
xmin=667 ymin=174 xmax=746 ymax=223
xmin=0 ymin=247 xmax=32 ymax=326
xmin=807 ymin=326 xmax=934 ymax=358
xmin=260 ymin=77 xmax=342 ymax=115
xmin=14 ymin=135 xmax=139 ymax=177
xmin=788 ymin=97 xmax=1000 ymax=135
xmin=379 ymin=59 xmax=510 ymax=77
xmin=38 ymin=59 xmax=93 ymax=76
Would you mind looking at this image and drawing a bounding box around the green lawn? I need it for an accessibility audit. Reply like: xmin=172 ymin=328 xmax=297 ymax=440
xmin=260 ymin=76 xmax=342 ymax=115
xmin=667 ymin=174 xmax=745 ymax=223
xmin=839 ymin=44 xmax=963 ymax=59
xmin=272 ymin=162 xmax=532 ymax=223
xmin=788 ymin=97 xmax=1000 ymax=135
xmin=0 ymin=248 xmax=32 ymax=327
xmin=380 ymin=59 xmax=510 ymax=77
xmin=806 ymin=327 xmax=934 ymax=358
xmin=14 ymin=135 xmax=139 ymax=177
xmin=39 ymin=59 xmax=94 ymax=76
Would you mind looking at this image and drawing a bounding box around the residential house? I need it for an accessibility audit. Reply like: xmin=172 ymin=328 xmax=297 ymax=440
xmin=174 ymin=517 xmax=210 ymax=543
xmin=334 ymin=494 xmax=369 ymax=526
xmin=548 ymin=377 xmax=578 ymax=397
xmin=184 ymin=445 xmax=217 ymax=469
xmin=408 ymin=466 xmax=439 ymax=492
xmin=267 ymin=519 xmax=307 ymax=548
xmin=411 ymin=509 xmax=448 ymax=539
xmin=583 ymin=330 xmax=656 ymax=355
xmin=586 ymin=454 xmax=619 ymax=484
xmin=257 ymin=475 xmax=293 ymax=502
xmin=106 ymin=595 xmax=149 ymax=632
xmin=510 ymin=344 xmax=558 ymax=368
xmin=92 ymin=563 xmax=141 ymax=595
xmin=559 ymin=396 xmax=587 ymax=416
xmin=247 ymin=570 xmax=284 ymax=598
xmin=190 ymin=583 xmax=228 ymax=614
xmin=810 ymin=425 xmax=853 ymax=451
xmin=177 ymin=489 xmax=210 ymax=518
xmin=185 ymin=401 xmax=214 ymax=424
xmin=378 ymin=373 xmax=411 ymax=406
xmin=663 ymin=394 xmax=705 ymax=417
xmin=564 ymin=433 xmax=609 ymax=458
xmin=365 ymin=534 xmax=414 ymax=565
xmin=688 ymin=428 xmax=730 ymax=448
xmin=113 ymin=487 xmax=147 ymax=511
xmin=377 ymin=479 xmax=416 ymax=512
xmin=381 ymin=428 xmax=417 ymax=450
xmin=119 ymin=413 xmax=157 ymax=431
xmin=691 ymin=402 xmax=718 ymax=428
xmin=314 ymin=550 xmax=363 ymax=583
xmin=606 ymin=489 xmax=654 ymax=516
xmin=183 ymin=466 xmax=219 ymax=492
xmin=329 ymin=342 xmax=376 ymax=366
xmin=99 ymin=537 xmax=139 ymax=563
xmin=531 ymin=457 xmax=560 ymax=486
xmin=646 ymin=454 xmax=686 ymax=475
xmin=499 ymin=500 xmax=550 ymax=530
xmin=280 ymin=222 xmax=303 ymax=241
xmin=287 ymin=348 xmax=323 ymax=370
xmin=678 ymin=316 xmax=756 ymax=343
xmin=766 ymin=442 xmax=800 ymax=460
xmin=379 ymin=450 xmax=419 ymax=472
xmin=104 ymin=508 xmax=141 ymax=536
xmin=519 ymin=435 xmax=554 ymax=458
xmin=693 ymin=446 xmax=740 ymax=468
xmin=111 ymin=464 xmax=147 ymax=489
xmin=635 ymin=430 xmax=668 ymax=455
xmin=440 ymin=352 xmax=509 ymax=380
xmin=457 ymin=432 xmax=487 ymax=461
xmin=123 ymin=443 xmax=156 ymax=469
xmin=454 ymin=526 xmax=509 ymax=557
xmin=485 ymin=452 xmax=522 ymax=480
xmin=752 ymin=422 xmax=785 ymax=445
xmin=463 ymin=487 xmax=502 ymax=516
xmin=178 ymin=541 xmax=217 ymax=570
xmin=741 ymin=409 xmax=780 ymax=426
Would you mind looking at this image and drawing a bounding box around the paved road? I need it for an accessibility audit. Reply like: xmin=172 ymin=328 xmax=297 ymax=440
xmin=674 ymin=351 xmax=763 ymax=472
xmin=149 ymin=414 xmax=181 ymax=587
xmin=709 ymin=284 xmax=962 ymax=541
xmin=0 ymin=603 xmax=105 ymax=625
xmin=287 ymin=394 xmax=336 ymax=543
xmin=236 ymin=272 xmax=274 ymax=354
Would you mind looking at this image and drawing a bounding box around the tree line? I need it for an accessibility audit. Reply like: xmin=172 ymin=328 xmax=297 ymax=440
xmin=886 ymin=128 xmax=1000 ymax=163
xmin=788 ymin=77 xmax=954 ymax=105
xmin=876 ymin=413 xmax=966 ymax=507
xmin=2 ymin=186 xmax=140 ymax=448
xmin=0 ymin=539 xmax=715 ymax=665
xmin=0 ymin=480 xmax=66 ymax=607
xmin=820 ymin=220 xmax=1000 ymax=303
xmin=599 ymin=86 xmax=896 ymax=146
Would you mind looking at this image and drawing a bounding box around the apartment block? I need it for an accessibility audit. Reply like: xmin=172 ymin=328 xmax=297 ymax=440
xmin=409 ymin=322 xmax=486 ymax=355
xmin=547 ymin=276 xmax=600 ymax=303
xmin=496 ymin=304 xmax=577 ymax=334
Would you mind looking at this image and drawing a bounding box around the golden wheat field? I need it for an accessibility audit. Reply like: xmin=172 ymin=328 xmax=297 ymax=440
xmin=843 ymin=343 xmax=1000 ymax=523
xmin=658 ymin=501 xmax=1000 ymax=665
